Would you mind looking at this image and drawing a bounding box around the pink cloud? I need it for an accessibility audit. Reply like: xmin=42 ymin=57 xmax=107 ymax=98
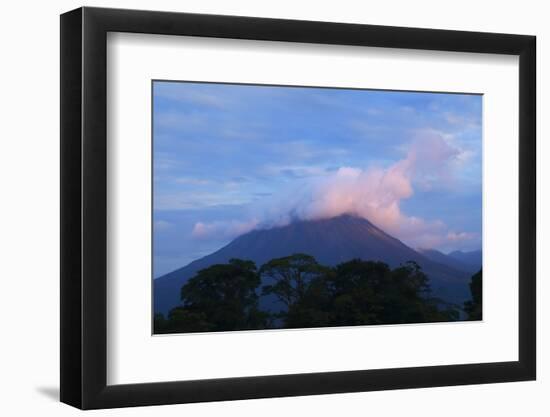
xmin=191 ymin=133 xmax=477 ymax=250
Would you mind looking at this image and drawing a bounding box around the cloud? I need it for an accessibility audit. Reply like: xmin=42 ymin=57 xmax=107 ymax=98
xmin=155 ymin=83 xmax=229 ymax=109
xmin=413 ymin=230 xmax=480 ymax=252
xmin=154 ymin=220 xmax=172 ymax=231
xmin=155 ymin=191 xmax=251 ymax=210
xmin=284 ymin=165 xmax=415 ymax=232
xmin=446 ymin=231 xmax=479 ymax=242
xmin=192 ymin=219 xmax=259 ymax=240
xmin=155 ymin=112 xmax=206 ymax=131
xmin=190 ymin=133 xmax=477 ymax=250
xmin=443 ymin=111 xmax=481 ymax=130
xmin=174 ymin=177 xmax=213 ymax=186
xmin=261 ymin=164 xmax=331 ymax=179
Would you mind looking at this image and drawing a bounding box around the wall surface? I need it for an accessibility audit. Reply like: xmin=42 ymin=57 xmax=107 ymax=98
xmin=0 ymin=0 xmax=546 ymax=415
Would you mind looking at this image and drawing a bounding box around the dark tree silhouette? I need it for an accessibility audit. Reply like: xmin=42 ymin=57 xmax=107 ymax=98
xmin=260 ymin=254 xmax=327 ymax=308
xmin=155 ymin=255 xmax=462 ymax=334
xmin=153 ymin=313 xmax=168 ymax=333
xmin=464 ymin=269 xmax=482 ymax=320
xmin=285 ymin=260 xmax=388 ymax=327
xmin=282 ymin=259 xmax=458 ymax=328
xmin=154 ymin=259 xmax=268 ymax=333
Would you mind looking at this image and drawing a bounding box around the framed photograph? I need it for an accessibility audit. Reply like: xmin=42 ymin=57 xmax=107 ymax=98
xmin=60 ymin=6 xmax=536 ymax=409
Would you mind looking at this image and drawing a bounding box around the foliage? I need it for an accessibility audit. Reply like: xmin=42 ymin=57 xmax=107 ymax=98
xmin=464 ymin=269 xmax=482 ymax=320
xmin=154 ymin=259 xmax=268 ymax=333
xmin=260 ymin=253 xmax=327 ymax=306
xmin=281 ymin=259 xmax=458 ymax=328
xmin=155 ymin=255 xmax=464 ymax=334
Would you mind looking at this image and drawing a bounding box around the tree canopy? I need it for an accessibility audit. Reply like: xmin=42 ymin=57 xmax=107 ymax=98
xmin=154 ymin=259 xmax=268 ymax=333
xmin=464 ymin=269 xmax=482 ymax=320
xmin=154 ymin=255 xmax=476 ymax=334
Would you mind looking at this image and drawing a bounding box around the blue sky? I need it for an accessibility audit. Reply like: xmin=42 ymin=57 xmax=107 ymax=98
xmin=153 ymin=81 xmax=482 ymax=278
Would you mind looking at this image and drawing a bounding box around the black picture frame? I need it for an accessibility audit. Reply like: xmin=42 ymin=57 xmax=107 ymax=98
xmin=60 ymin=6 xmax=536 ymax=410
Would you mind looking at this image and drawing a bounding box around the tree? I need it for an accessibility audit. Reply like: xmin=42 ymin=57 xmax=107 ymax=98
xmin=153 ymin=313 xmax=168 ymax=333
xmin=156 ymin=255 xmax=461 ymax=334
xmin=165 ymin=308 xmax=214 ymax=333
xmin=381 ymin=261 xmax=434 ymax=323
xmin=167 ymin=259 xmax=268 ymax=332
xmin=260 ymin=254 xmax=326 ymax=308
xmin=328 ymin=260 xmax=456 ymax=325
xmin=327 ymin=259 xmax=393 ymax=325
xmin=464 ymin=269 xmax=482 ymax=320
xmin=265 ymin=258 xmax=459 ymax=329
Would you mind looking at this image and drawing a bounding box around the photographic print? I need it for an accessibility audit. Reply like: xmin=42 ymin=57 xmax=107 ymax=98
xmin=152 ymin=81 xmax=482 ymax=334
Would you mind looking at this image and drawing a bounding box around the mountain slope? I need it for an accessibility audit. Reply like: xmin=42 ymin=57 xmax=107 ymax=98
xmin=448 ymin=250 xmax=482 ymax=271
xmin=155 ymin=215 xmax=472 ymax=315
xmin=417 ymin=248 xmax=480 ymax=274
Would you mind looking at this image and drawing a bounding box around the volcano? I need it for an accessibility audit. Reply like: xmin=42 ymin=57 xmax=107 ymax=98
xmin=154 ymin=215 xmax=474 ymax=315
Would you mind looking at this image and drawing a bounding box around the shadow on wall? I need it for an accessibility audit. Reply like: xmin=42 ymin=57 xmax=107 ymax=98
xmin=35 ymin=386 xmax=59 ymax=401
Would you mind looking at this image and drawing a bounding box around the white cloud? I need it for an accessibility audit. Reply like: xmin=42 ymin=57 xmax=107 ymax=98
xmin=155 ymin=112 xmax=206 ymax=131
xmin=192 ymin=219 xmax=259 ymax=240
xmin=174 ymin=177 xmax=213 ymax=186
xmin=155 ymin=84 xmax=229 ymax=109
xmin=155 ymin=191 xmax=251 ymax=210
xmin=190 ymin=133 xmax=478 ymax=250
xmin=154 ymin=220 xmax=172 ymax=231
